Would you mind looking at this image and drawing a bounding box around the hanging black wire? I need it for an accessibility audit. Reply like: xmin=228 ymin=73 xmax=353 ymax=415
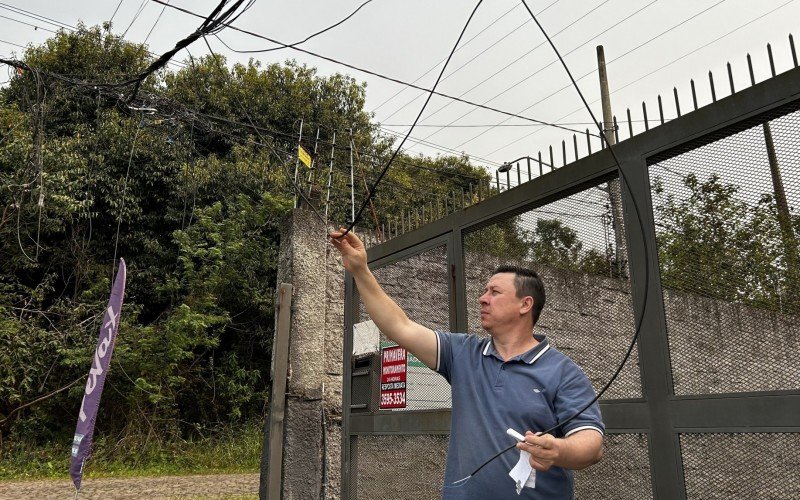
xmin=452 ymin=0 xmax=653 ymax=484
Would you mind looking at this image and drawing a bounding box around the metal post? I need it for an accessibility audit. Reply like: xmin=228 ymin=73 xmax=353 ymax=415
xmin=709 ymin=71 xmax=717 ymax=102
xmin=324 ymin=131 xmax=336 ymax=219
xmin=516 ymin=162 xmax=521 ymax=186
xmin=526 ymin=157 xmax=532 ymax=180
xmin=306 ymin=127 xmax=320 ymax=197
xmin=538 ymin=151 xmax=543 ymax=175
xmin=767 ymin=43 xmax=776 ymax=77
xmin=597 ymin=44 xmax=627 ymax=277
xmin=642 ymin=102 xmax=649 ymax=131
xmin=349 ymin=129 xmax=355 ymax=224
xmin=690 ymin=80 xmax=698 ymax=110
xmin=260 ymin=283 xmax=294 ymax=500
xmin=293 ymin=119 xmax=304 ymax=208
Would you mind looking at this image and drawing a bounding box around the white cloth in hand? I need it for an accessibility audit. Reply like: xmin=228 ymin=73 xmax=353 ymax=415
xmin=508 ymin=449 xmax=537 ymax=494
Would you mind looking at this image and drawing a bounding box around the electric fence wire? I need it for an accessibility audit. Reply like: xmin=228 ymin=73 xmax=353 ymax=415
xmin=451 ymin=0 xmax=653 ymax=484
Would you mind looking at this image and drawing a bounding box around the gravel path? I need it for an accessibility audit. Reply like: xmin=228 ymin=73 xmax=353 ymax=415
xmin=0 ymin=473 xmax=259 ymax=499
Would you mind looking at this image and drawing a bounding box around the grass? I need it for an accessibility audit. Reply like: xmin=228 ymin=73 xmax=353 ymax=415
xmin=0 ymin=423 xmax=262 ymax=481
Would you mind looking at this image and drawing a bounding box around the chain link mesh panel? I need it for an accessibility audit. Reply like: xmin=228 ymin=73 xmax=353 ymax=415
xmin=462 ymin=180 xmax=642 ymax=399
xmin=351 ymin=434 xmax=449 ymax=500
xmin=680 ymin=432 xmax=800 ymax=499
xmin=650 ymin=110 xmax=800 ymax=395
xmin=574 ymin=433 xmax=652 ymax=499
xmin=357 ymin=245 xmax=452 ymax=410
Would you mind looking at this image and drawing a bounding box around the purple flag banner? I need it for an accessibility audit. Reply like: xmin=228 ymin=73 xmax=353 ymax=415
xmin=70 ymin=259 xmax=126 ymax=492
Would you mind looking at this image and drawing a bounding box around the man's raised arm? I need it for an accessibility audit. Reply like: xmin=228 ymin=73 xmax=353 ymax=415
xmin=330 ymin=228 xmax=438 ymax=369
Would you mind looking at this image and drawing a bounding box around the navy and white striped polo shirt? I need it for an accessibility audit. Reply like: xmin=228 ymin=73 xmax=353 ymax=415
xmin=435 ymin=331 xmax=604 ymax=499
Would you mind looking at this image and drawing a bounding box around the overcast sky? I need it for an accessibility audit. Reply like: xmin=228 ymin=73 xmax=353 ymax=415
xmin=1 ymin=0 xmax=799 ymax=176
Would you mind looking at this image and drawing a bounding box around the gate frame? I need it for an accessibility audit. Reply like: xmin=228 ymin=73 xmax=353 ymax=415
xmin=342 ymin=66 xmax=800 ymax=500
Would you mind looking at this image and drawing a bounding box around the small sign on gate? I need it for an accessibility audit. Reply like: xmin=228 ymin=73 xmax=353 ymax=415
xmin=380 ymin=345 xmax=407 ymax=409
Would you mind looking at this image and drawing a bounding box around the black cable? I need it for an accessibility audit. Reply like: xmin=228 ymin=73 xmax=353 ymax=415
xmin=341 ymin=0 xmax=485 ymax=234
xmin=476 ymin=0 xmax=728 ymax=155
xmin=214 ymin=0 xmax=374 ymax=53
xmin=407 ymin=0 xmax=611 ymax=134
xmin=143 ymin=0 xmax=169 ymax=44
xmin=152 ymin=0 xmax=588 ymax=137
xmin=109 ymin=0 xmax=125 ymax=24
xmin=453 ymin=0 xmax=653 ymax=484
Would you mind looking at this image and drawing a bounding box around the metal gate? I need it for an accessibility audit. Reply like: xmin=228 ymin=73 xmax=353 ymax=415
xmin=342 ymin=49 xmax=800 ymax=499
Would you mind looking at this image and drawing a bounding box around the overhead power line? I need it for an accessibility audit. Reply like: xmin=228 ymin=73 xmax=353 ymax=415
xmin=151 ymin=0 xmax=591 ymax=137
xmin=0 ymin=3 xmax=188 ymax=70
xmin=459 ymin=0 xmax=730 ymax=153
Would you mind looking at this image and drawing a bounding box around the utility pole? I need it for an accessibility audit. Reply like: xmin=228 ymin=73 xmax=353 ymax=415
xmin=763 ymin=122 xmax=799 ymax=306
xmin=597 ymin=45 xmax=627 ymax=277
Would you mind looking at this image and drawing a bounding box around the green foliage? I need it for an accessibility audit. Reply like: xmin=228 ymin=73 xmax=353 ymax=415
xmin=0 ymin=24 xmax=492 ymax=476
xmin=653 ymin=173 xmax=798 ymax=313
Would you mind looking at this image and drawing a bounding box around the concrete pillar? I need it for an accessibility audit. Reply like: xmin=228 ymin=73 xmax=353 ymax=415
xmin=274 ymin=207 xmax=344 ymax=500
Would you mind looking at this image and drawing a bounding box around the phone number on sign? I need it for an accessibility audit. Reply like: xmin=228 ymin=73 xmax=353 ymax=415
xmin=380 ymin=391 xmax=406 ymax=407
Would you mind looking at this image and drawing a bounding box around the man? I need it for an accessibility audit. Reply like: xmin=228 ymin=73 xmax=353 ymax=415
xmin=331 ymin=228 xmax=604 ymax=499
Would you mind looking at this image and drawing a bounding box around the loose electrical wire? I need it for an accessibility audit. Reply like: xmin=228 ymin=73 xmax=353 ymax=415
xmin=214 ymin=0 xmax=375 ymax=53
xmin=340 ymin=0 xmax=485 ymax=233
xmin=152 ymin=0 xmax=589 ymax=137
xmin=451 ymin=0 xmax=654 ymax=485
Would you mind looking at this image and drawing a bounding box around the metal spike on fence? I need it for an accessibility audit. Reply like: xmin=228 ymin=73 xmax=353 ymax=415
xmin=690 ymin=80 xmax=698 ymax=110
xmin=642 ymin=102 xmax=649 ymax=131
xmin=767 ymin=43 xmax=776 ymax=77
xmin=526 ymin=157 xmax=532 ymax=181
xmin=709 ymin=71 xmax=717 ymax=102
xmin=461 ymin=187 xmax=466 ymax=208
xmin=727 ymin=62 xmax=735 ymax=94
xmin=477 ymin=180 xmax=483 ymax=202
xmin=585 ymin=130 xmax=592 ymax=154
xmin=673 ymin=88 xmax=681 ymax=117
xmin=401 ymin=211 xmax=406 ymax=233
xmin=538 ymin=151 xmax=544 ymax=175
xmin=495 ymin=170 xmax=501 ymax=192
xmin=469 ymin=184 xmax=474 ymax=205
xmin=658 ymin=95 xmax=665 ymax=124
xmin=747 ymin=53 xmax=756 ymax=85
xmin=626 ymin=108 xmax=633 ymax=137
xmin=516 ymin=162 xmax=521 ymax=186
xmin=562 ymin=141 xmax=567 ymax=166
xmin=790 ymin=34 xmax=798 ymax=67
xmin=573 ymin=134 xmax=579 ymax=161
xmin=549 ymin=145 xmax=555 ymax=168
xmin=613 ymin=116 xmax=620 ymax=142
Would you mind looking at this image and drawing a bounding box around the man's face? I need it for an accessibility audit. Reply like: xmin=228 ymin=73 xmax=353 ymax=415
xmin=479 ymin=273 xmax=529 ymax=333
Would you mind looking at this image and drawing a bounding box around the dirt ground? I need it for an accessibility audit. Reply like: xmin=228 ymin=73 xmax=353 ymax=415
xmin=0 ymin=472 xmax=259 ymax=499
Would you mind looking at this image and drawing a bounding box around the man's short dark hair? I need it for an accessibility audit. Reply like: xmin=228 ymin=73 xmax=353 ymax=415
xmin=493 ymin=265 xmax=546 ymax=327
